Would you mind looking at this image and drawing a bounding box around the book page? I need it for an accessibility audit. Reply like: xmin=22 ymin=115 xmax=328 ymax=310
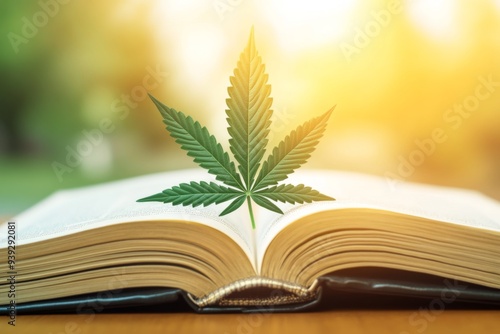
xmin=255 ymin=169 xmax=500 ymax=271
xmin=0 ymin=169 xmax=255 ymax=269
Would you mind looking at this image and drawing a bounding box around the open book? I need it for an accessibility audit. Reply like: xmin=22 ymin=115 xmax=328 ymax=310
xmin=1 ymin=169 xmax=500 ymax=311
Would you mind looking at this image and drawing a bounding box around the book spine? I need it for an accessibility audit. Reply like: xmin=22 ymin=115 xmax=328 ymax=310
xmin=188 ymin=277 xmax=319 ymax=307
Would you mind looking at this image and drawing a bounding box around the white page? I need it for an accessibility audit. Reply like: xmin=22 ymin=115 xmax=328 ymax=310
xmin=0 ymin=169 xmax=255 ymax=270
xmin=256 ymin=170 xmax=500 ymax=271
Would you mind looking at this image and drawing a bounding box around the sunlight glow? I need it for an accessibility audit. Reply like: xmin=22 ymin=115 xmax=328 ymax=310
xmin=261 ymin=0 xmax=358 ymax=51
xmin=407 ymin=0 xmax=459 ymax=41
xmin=177 ymin=27 xmax=225 ymax=85
xmin=152 ymin=0 xmax=221 ymax=85
xmin=154 ymin=0 xmax=206 ymax=19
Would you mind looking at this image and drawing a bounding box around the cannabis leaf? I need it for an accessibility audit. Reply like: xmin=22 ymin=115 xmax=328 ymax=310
xmin=138 ymin=28 xmax=335 ymax=229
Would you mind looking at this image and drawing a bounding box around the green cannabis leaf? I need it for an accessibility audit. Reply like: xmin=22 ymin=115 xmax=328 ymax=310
xmin=138 ymin=28 xmax=335 ymax=229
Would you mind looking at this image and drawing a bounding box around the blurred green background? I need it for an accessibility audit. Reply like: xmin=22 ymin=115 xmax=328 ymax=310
xmin=1 ymin=0 xmax=500 ymax=216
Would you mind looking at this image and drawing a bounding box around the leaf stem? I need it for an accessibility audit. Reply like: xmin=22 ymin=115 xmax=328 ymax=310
xmin=247 ymin=196 xmax=256 ymax=229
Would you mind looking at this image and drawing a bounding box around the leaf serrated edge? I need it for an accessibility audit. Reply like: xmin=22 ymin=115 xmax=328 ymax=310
xmin=225 ymin=28 xmax=273 ymax=190
xmin=253 ymin=107 xmax=334 ymax=191
xmin=149 ymin=94 xmax=244 ymax=190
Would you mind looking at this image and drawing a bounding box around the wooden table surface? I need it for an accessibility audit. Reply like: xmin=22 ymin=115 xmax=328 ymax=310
xmin=2 ymin=310 xmax=500 ymax=333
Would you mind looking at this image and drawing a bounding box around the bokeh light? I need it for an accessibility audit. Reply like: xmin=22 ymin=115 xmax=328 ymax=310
xmin=1 ymin=0 xmax=499 ymax=215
